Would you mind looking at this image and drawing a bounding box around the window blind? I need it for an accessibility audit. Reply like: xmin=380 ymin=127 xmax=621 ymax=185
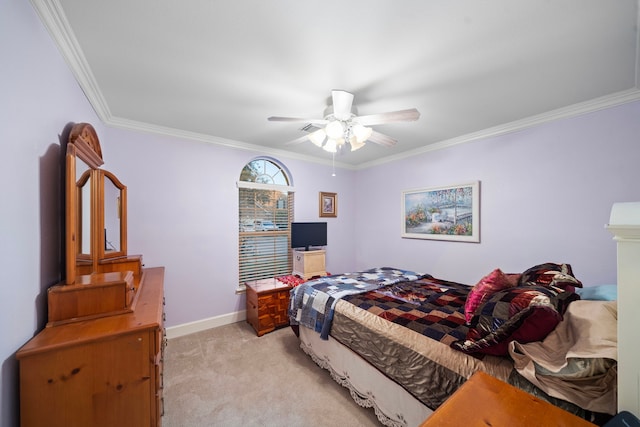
xmin=238 ymin=188 xmax=293 ymax=289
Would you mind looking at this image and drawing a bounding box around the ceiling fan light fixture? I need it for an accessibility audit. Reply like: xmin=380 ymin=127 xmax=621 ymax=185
xmin=269 ymin=90 xmax=418 ymax=155
xmin=308 ymin=128 xmax=326 ymax=147
xmin=350 ymin=138 xmax=366 ymax=151
xmin=352 ymin=123 xmax=373 ymax=143
xmin=325 ymin=121 xmax=344 ymax=139
xmin=323 ymin=139 xmax=338 ymax=153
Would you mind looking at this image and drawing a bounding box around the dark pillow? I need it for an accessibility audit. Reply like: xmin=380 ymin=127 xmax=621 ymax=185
xmin=451 ymin=285 xmax=579 ymax=356
xmin=519 ymin=262 xmax=582 ymax=292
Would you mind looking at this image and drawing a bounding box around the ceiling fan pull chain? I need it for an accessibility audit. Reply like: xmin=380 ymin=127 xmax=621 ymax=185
xmin=332 ymin=153 xmax=336 ymax=177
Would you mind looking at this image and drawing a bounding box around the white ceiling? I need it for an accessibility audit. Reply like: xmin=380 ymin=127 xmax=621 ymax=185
xmin=32 ymin=0 xmax=640 ymax=168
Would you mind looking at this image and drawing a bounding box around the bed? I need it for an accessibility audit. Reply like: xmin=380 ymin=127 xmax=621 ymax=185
xmin=289 ymin=202 xmax=640 ymax=426
xmin=289 ymin=267 xmax=615 ymax=426
xmin=287 ymin=202 xmax=638 ymax=427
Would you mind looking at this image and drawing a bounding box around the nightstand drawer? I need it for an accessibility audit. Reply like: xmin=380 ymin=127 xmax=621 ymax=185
xmin=257 ymin=295 xmax=273 ymax=312
xmin=258 ymin=314 xmax=275 ymax=330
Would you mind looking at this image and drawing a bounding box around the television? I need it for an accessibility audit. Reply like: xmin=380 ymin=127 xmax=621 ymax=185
xmin=291 ymin=222 xmax=327 ymax=251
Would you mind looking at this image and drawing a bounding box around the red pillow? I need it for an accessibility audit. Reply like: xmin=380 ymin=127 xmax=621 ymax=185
xmin=464 ymin=269 xmax=514 ymax=324
xmin=505 ymin=273 xmax=522 ymax=287
xmin=452 ymin=285 xmax=579 ymax=356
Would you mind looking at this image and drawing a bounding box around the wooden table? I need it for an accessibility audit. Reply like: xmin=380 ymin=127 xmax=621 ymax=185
xmin=419 ymin=371 xmax=597 ymax=427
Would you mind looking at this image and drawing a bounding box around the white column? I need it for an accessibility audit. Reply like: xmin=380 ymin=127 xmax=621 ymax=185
xmin=606 ymin=202 xmax=640 ymax=417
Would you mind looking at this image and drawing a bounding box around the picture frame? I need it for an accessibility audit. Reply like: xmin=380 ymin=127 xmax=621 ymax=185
xmin=401 ymin=181 xmax=480 ymax=242
xmin=319 ymin=192 xmax=337 ymax=218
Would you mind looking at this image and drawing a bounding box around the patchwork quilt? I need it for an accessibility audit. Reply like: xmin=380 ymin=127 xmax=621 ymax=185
xmin=343 ymin=276 xmax=472 ymax=346
xmin=289 ymin=267 xmax=425 ymax=339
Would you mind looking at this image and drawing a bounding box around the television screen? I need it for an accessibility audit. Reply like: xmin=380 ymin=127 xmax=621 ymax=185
xmin=291 ymin=222 xmax=327 ymax=251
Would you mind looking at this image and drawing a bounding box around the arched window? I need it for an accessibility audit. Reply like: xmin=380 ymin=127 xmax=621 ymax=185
xmin=237 ymin=158 xmax=294 ymax=290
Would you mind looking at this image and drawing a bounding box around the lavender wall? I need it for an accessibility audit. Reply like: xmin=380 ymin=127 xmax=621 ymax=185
xmin=0 ymin=1 xmax=106 ymax=425
xmin=354 ymin=101 xmax=640 ymax=286
xmin=110 ymin=96 xmax=636 ymax=334
xmin=100 ymin=127 xmax=357 ymax=327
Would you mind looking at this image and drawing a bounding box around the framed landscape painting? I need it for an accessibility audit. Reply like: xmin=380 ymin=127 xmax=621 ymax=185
xmin=402 ymin=181 xmax=480 ymax=242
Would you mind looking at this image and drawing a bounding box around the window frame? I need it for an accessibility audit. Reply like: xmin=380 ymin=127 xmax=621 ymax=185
xmin=236 ymin=159 xmax=294 ymax=293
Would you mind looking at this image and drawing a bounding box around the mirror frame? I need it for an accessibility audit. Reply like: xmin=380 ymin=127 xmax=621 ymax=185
xmin=75 ymin=168 xmax=93 ymax=262
xmin=97 ymin=169 xmax=127 ymax=261
xmin=65 ymin=124 xmax=104 ymax=284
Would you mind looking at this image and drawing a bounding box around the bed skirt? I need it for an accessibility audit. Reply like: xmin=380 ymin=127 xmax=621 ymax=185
xmin=299 ymin=326 xmax=433 ymax=427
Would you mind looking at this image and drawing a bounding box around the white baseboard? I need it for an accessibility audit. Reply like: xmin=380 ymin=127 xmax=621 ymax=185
xmin=165 ymin=310 xmax=246 ymax=339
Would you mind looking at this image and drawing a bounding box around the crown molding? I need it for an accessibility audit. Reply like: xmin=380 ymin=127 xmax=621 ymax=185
xmin=30 ymin=0 xmax=112 ymax=121
xmin=357 ymin=88 xmax=640 ymax=170
xmin=106 ymin=116 xmax=357 ymax=170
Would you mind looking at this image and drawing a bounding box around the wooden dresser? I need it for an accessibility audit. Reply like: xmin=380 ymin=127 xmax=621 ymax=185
xmin=17 ymin=267 xmax=166 ymax=427
xmin=246 ymin=278 xmax=292 ymax=336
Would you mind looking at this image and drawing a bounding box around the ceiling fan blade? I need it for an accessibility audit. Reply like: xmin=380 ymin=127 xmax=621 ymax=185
xmin=268 ymin=116 xmax=328 ymax=125
xmin=282 ymin=124 xmax=324 ymax=146
xmin=284 ymin=134 xmax=313 ymax=146
xmin=367 ymin=130 xmax=397 ymax=147
xmin=356 ymin=108 xmax=420 ymax=126
xmin=331 ymin=90 xmax=354 ymax=120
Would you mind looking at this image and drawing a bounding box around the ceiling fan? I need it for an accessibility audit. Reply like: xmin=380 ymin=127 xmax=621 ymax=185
xmin=268 ymin=90 xmax=420 ymax=153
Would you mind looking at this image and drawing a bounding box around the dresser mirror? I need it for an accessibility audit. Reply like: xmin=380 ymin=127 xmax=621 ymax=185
xmin=76 ymin=168 xmax=92 ymax=259
xmin=65 ymin=123 xmax=132 ymax=285
xmin=97 ymin=169 xmax=127 ymax=260
xmin=65 ymin=123 xmax=103 ymax=284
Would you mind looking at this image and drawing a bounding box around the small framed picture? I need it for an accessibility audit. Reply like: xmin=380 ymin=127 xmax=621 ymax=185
xmin=319 ymin=192 xmax=337 ymax=218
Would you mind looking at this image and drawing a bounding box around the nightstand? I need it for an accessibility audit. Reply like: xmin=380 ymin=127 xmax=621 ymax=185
xmin=245 ymin=278 xmax=293 ymax=336
xmin=292 ymin=249 xmax=326 ymax=279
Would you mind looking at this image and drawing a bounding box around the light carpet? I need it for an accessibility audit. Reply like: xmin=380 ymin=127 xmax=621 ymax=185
xmin=162 ymin=321 xmax=381 ymax=427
